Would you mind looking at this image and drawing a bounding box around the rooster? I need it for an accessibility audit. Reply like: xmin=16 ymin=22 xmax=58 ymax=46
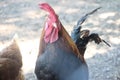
xmin=35 ymin=3 xmax=88 ymax=80
xmin=0 ymin=39 xmax=24 ymax=80
xmin=71 ymin=7 xmax=110 ymax=56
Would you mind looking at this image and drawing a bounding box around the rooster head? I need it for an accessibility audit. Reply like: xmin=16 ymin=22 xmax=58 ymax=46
xmin=39 ymin=3 xmax=61 ymax=43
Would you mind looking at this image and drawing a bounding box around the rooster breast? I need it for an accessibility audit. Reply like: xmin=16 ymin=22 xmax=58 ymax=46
xmin=35 ymin=37 xmax=88 ymax=80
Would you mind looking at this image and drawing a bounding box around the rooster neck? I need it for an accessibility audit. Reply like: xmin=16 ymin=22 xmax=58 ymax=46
xmin=38 ymin=25 xmax=85 ymax=63
xmin=59 ymin=27 xmax=85 ymax=62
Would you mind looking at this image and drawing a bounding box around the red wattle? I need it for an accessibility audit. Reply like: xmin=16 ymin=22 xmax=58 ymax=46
xmin=44 ymin=24 xmax=59 ymax=43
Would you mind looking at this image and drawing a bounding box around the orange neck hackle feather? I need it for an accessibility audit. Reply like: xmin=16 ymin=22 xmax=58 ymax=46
xmin=38 ymin=23 xmax=85 ymax=62
xmin=59 ymin=24 xmax=85 ymax=62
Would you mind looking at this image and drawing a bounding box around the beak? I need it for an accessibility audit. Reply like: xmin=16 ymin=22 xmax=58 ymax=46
xmin=53 ymin=22 xmax=57 ymax=28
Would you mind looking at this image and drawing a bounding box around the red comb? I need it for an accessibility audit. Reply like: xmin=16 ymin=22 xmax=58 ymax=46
xmin=39 ymin=3 xmax=56 ymax=16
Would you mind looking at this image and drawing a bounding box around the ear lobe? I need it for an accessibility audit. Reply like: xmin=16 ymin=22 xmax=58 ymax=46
xmin=52 ymin=22 xmax=57 ymax=28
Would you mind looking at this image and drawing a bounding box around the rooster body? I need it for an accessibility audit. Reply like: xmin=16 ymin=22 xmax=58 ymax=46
xmin=35 ymin=3 xmax=88 ymax=80
xmin=35 ymin=32 xmax=88 ymax=80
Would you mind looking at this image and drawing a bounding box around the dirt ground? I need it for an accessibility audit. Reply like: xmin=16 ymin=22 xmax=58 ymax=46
xmin=0 ymin=0 xmax=120 ymax=80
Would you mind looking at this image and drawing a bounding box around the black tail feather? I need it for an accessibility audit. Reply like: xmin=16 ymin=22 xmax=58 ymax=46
xmin=88 ymin=33 xmax=111 ymax=47
xmin=102 ymin=40 xmax=111 ymax=47
xmin=77 ymin=7 xmax=101 ymax=26
xmin=71 ymin=7 xmax=101 ymax=43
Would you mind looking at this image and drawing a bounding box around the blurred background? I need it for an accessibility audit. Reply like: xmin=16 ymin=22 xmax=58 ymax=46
xmin=0 ymin=0 xmax=120 ymax=80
